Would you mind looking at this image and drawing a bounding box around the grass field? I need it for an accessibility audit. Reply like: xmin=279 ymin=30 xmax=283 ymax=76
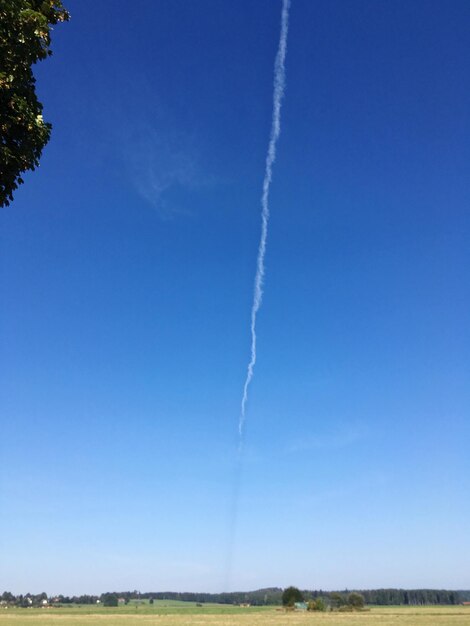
xmin=1 ymin=604 xmax=470 ymax=626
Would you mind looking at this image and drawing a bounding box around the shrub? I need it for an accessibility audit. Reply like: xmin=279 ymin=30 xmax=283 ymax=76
xmin=307 ymin=598 xmax=327 ymax=611
xmin=348 ymin=592 xmax=365 ymax=609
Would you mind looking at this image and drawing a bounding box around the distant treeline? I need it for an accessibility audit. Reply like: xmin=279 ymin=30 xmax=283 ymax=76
xmin=96 ymin=588 xmax=469 ymax=606
xmin=350 ymin=589 xmax=463 ymax=606
xmin=2 ymin=588 xmax=469 ymax=607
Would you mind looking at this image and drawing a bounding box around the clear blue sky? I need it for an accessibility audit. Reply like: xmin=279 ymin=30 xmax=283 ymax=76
xmin=1 ymin=0 xmax=470 ymax=595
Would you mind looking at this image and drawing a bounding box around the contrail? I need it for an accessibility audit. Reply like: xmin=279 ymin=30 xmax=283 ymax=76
xmin=225 ymin=1 xmax=291 ymax=589
xmin=239 ymin=0 xmax=290 ymax=439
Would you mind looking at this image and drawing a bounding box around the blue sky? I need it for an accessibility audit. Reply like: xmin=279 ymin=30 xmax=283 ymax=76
xmin=1 ymin=0 xmax=470 ymax=594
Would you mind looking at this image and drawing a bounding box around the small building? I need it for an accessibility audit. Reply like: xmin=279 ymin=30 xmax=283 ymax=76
xmin=294 ymin=602 xmax=308 ymax=611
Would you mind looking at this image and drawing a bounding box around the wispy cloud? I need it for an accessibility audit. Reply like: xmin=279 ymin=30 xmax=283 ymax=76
xmin=103 ymin=80 xmax=210 ymax=217
xmin=125 ymin=124 xmax=205 ymax=217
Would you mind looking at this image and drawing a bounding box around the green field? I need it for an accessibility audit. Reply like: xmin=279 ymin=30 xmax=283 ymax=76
xmin=1 ymin=604 xmax=470 ymax=626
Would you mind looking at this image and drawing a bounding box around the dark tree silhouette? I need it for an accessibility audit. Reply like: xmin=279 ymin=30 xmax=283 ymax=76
xmin=282 ymin=586 xmax=304 ymax=607
xmin=0 ymin=0 xmax=69 ymax=207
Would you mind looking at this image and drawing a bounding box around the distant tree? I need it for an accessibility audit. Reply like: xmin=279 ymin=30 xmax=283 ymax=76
xmin=282 ymin=586 xmax=304 ymax=607
xmin=149 ymin=598 xmax=154 ymax=605
xmin=102 ymin=594 xmax=118 ymax=607
xmin=1 ymin=591 xmax=15 ymax=603
xmin=348 ymin=592 xmax=365 ymax=609
xmin=31 ymin=592 xmax=48 ymax=607
xmin=0 ymin=0 xmax=69 ymax=207
xmin=330 ymin=592 xmax=346 ymax=608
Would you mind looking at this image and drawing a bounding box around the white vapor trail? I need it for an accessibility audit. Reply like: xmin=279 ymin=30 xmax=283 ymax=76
xmin=239 ymin=0 xmax=290 ymax=438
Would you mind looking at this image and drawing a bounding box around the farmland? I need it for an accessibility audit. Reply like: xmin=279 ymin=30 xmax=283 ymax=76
xmin=0 ymin=603 xmax=469 ymax=626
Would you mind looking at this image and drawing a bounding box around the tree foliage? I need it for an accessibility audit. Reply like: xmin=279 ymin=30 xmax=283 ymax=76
xmin=282 ymin=586 xmax=304 ymax=607
xmin=0 ymin=0 xmax=69 ymax=207
xmin=102 ymin=593 xmax=118 ymax=607
xmin=348 ymin=592 xmax=365 ymax=609
xmin=330 ymin=592 xmax=346 ymax=608
xmin=307 ymin=598 xmax=326 ymax=611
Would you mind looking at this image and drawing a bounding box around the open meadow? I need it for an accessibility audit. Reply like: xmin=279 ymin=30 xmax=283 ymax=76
xmin=1 ymin=604 xmax=470 ymax=626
